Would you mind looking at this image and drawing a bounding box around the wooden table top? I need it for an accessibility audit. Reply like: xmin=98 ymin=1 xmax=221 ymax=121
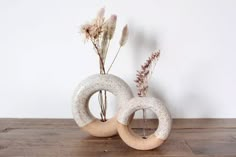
xmin=0 ymin=118 xmax=236 ymax=157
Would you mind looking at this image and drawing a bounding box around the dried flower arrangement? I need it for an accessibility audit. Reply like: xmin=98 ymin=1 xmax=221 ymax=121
xmin=74 ymin=10 xmax=172 ymax=148
xmin=80 ymin=8 xmax=128 ymax=121
xmin=134 ymin=51 xmax=160 ymax=137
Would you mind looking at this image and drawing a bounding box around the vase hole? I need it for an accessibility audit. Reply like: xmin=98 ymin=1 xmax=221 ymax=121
xmin=88 ymin=91 xmax=117 ymax=121
xmin=129 ymin=109 xmax=159 ymax=138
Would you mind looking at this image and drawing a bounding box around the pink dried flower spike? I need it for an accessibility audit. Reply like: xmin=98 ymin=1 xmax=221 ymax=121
xmin=135 ymin=51 xmax=160 ymax=97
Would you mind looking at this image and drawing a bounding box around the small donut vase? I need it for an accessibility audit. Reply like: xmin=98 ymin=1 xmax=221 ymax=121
xmin=117 ymin=97 xmax=172 ymax=150
xmin=72 ymin=74 xmax=133 ymax=137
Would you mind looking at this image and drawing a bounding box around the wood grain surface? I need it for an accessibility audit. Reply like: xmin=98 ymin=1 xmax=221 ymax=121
xmin=0 ymin=119 xmax=236 ymax=157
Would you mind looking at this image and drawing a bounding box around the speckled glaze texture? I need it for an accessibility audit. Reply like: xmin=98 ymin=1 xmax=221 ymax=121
xmin=117 ymin=97 xmax=172 ymax=140
xmin=72 ymin=74 xmax=133 ymax=127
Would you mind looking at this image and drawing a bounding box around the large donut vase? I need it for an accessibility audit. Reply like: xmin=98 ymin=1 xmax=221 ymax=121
xmin=117 ymin=97 xmax=172 ymax=150
xmin=72 ymin=74 xmax=133 ymax=137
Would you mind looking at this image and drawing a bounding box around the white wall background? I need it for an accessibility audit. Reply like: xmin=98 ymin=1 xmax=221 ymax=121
xmin=0 ymin=0 xmax=236 ymax=118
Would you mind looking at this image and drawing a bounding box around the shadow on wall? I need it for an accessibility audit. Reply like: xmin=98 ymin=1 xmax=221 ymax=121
xmin=129 ymin=23 xmax=159 ymax=65
xmin=128 ymin=23 xmax=216 ymax=118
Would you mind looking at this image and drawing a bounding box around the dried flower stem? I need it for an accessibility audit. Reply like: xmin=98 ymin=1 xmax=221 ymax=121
xmin=107 ymin=46 xmax=121 ymax=73
xmin=98 ymin=91 xmax=106 ymax=121
xmin=91 ymin=40 xmax=106 ymax=74
xmin=100 ymin=38 xmax=110 ymax=122
xmin=142 ymin=109 xmax=147 ymax=138
xmin=135 ymin=51 xmax=160 ymax=138
xmin=104 ymin=91 xmax=107 ymax=120
xmin=100 ymin=39 xmax=110 ymax=121
xmin=89 ymin=33 xmax=107 ymax=121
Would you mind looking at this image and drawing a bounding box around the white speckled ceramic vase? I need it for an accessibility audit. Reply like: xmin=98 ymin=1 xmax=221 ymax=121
xmin=72 ymin=74 xmax=133 ymax=137
xmin=117 ymin=97 xmax=172 ymax=150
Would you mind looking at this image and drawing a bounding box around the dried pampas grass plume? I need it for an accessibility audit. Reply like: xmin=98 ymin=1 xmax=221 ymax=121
xmin=107 ymin=15 xmax=117 ymax=40
xmin=119 ymin=25 xmax=128 ymax=46
xmin=97 ymin=7 xmax=105 ymax=18
xmin=135 ymin=51 xmax=160 ymax=97
xmin=101 ymin=28 xmax=109 ymax=62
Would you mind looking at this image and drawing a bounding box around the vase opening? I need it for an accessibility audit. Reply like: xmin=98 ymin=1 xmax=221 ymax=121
xmin=88 ymin=90 xmax=118 ymax=122
xmin=129 ymin=108 xmax=159 ymax=139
